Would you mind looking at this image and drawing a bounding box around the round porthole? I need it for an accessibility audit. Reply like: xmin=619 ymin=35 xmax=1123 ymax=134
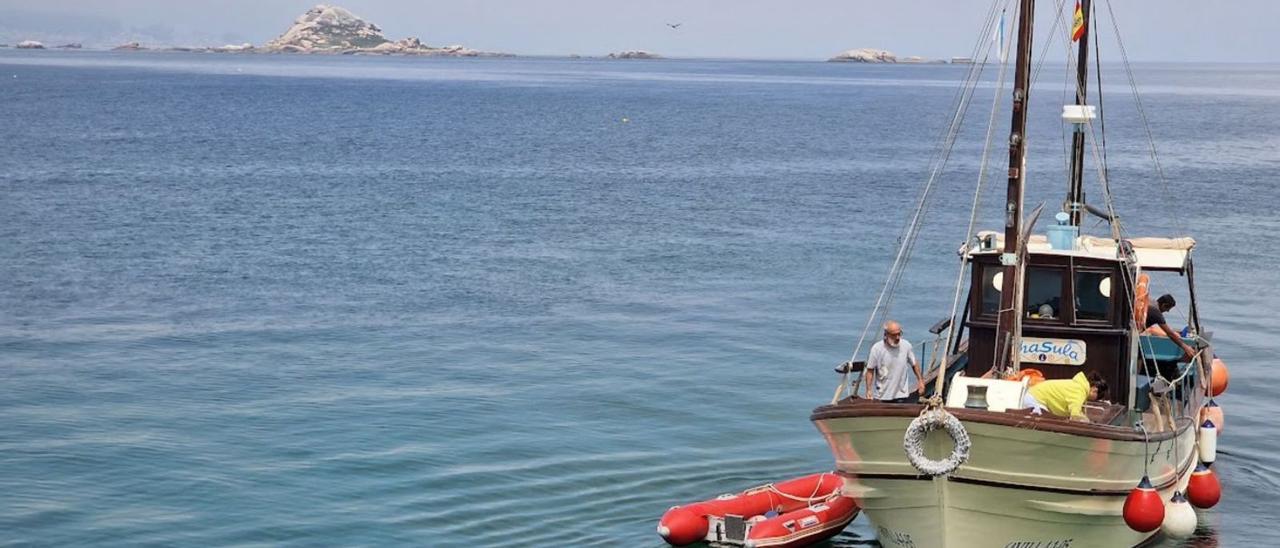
xmin=1099 ymin=276 xmax=1112 ymax=298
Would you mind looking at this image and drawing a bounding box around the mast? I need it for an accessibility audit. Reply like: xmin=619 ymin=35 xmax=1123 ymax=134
xmin=996 ymin=0 xmax=1036 ymax=373
xmin=1067 ymin=0 xmax=1093 ymax=225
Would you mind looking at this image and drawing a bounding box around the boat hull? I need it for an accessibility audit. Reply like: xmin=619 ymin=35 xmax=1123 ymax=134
xmin=812 ymin=401 xmax=1196 ymax=548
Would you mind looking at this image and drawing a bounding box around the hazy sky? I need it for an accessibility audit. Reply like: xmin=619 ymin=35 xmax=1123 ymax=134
xmin=2 ymin=0 xmax=1277 ymax=61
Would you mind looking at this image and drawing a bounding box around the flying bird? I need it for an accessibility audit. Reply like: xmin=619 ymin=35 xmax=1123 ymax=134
xmin=666 ymin=23 xmax=682 ymax=30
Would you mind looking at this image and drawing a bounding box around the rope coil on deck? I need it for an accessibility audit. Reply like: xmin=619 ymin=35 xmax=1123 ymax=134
xmin=903 ymin=408 xmax=971 ymax=477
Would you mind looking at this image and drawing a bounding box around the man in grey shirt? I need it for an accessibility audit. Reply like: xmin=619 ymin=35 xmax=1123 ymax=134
xmin=864 ymin=320 xmax=925 ymax=403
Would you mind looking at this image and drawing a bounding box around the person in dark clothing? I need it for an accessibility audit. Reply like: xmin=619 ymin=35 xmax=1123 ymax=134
xmin=1145 ymin=294 xmax=1196 ymax=360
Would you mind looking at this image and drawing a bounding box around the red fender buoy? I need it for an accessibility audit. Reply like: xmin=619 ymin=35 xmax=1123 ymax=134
xmin=1122 ymin=475 xmax=1164 ymax=533
xmin=1186 ymin=463 xmax=1222 ymax=509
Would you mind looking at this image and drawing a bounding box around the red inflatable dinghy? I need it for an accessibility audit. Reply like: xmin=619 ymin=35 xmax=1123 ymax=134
xmin=657 ymin=472 xmax=859 ymax=547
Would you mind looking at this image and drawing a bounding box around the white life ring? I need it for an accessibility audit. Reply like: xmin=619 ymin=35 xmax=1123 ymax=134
xmin=903 ymin=408 xmax=971 ymax=477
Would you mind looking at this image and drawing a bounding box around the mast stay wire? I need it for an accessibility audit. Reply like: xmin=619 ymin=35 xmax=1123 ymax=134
xmin=934 ymin=0 xmax=1070 ymax=382
xmin=839 ymin=0 xmax=1075 ymax=399
xmin=1101 ymin=0 xmax=1187 ymax=237
xmin=877 ymin=0 xmax=1014 ymax=319
xmin=834 ymin=0 xmax=1010 ymax=400
xmin=937 ymin=0 xmax=1020 ymax=392
xmin=880 ymin=0 xmax=1080 ymax=323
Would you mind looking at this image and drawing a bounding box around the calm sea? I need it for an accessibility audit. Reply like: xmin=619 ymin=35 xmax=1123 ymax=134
xmin=2 ymin=51 xmax=1277 ymax=547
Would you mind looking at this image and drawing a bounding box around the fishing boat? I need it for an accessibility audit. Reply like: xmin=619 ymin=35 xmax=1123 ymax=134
xmin=810 ymin=1 xmax=1227 ymax=546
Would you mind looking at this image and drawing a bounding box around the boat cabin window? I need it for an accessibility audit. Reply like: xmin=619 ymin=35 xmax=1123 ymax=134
xmin=1025 ymin=267 xmax=1064 ymax=321
xmin=1074 ymin=270 xmax=1113 ymax=322
xmin=978 ymin=265 xmax=1067 ymax=322
xmin=980 ymin=266 xmax=1003 ymax=315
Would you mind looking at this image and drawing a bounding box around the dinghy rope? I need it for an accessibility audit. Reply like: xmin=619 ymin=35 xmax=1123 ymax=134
xmin=762 ymin=472 xmax=836 ymax=504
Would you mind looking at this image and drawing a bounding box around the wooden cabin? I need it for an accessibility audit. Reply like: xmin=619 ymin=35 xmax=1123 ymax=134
xmin=956 ymin=230 xmax=1199 ymax=412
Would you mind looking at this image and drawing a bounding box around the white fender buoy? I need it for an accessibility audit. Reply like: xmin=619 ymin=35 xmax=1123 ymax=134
xmin=1161 ymin=491 xmax=1197 ymax=540
xmin=1199 ymin=420 xmax=1218 ymax=465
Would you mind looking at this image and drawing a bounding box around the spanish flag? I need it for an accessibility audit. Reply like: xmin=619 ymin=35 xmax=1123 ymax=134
xmin=1071 ymin=1 xmax=1086 ymax=42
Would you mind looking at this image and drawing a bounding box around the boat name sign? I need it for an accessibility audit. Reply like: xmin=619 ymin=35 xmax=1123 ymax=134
xmin=1020 ymin=337 xmax=1086 ymax=366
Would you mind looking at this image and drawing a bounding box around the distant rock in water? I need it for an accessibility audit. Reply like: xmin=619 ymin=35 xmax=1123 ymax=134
xmin=263 ymin=4 xmax=510 ymax=57
xmin=828 ymin=48 xmax=896 ymax=63
xmin=16 ymin=40 xmax=45 ymax=49
xmin=900 ymin=55 xmax=945 ymax=64
xmin=113 ymin=42 xmax=147 ymax=51
xmin=211 ymin=43 xmax=255 ymax=53
xmin=607 ymin=50 xmax=661 ymax=59
xmin=55 ymin=43 xmax=83 ymax=49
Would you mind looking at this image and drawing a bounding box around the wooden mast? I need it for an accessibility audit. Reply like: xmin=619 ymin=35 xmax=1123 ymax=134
xmin=1067 ymin=0 xmax=1093 ymax=226
xmin=996 ymin=0 xmax=1036 ymax=373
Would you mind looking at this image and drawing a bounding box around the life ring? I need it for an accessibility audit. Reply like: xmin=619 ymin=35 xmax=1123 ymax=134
xmin=903 ymin=408 xmax=971 ymax=477
xmin=1133 ymin=273 xmax=1150 ymax=329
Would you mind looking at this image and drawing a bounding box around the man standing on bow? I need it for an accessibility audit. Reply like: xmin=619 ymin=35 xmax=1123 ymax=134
xmin=865 ymin=320 xmax=926 ymax=403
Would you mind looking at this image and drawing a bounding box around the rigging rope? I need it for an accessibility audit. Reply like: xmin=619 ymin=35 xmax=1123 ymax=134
xmin=877 ymin=0 xmax=1013 ymax=319
xmin=937 ymin=0 xmax=1019 ymax=394
xmin=1102 ymin=0 xmax=1188 ymax=237
xmin=834 ymin=0 xmax=1011 ymax=401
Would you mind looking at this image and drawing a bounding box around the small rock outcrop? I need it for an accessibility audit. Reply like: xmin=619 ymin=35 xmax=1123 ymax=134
xmin=55 ymin=43 xmax=83 ymax=49
xmin=829 ymin=48 xmax=896 ymax=63
xmin=113 ymin=42 xmax=147 ymax=51
xmin=900 ymin=55 xmax=945 ymax=64
xmin=607 ymin=50 xmax=661 ymax=59
xmin=211 ymin=43 xmax=255 ymax=53
xmin=263 ymin=4 xmax=509 ymax=57
xmin=16 ymin=40 xmax=45 ymax=49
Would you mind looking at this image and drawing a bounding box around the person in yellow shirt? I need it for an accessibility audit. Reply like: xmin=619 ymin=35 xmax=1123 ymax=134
xmin=1024 ymin=371 xmax=1108 ymax=422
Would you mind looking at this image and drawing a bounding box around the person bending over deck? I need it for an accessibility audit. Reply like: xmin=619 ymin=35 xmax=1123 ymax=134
xmin=1024 ymin=371 xmax=1108 ymax=422
xmin=865 ymin=321 xmax=925 ymax=403
xmin=1144 ymin=294 xmax=1196 ymax=360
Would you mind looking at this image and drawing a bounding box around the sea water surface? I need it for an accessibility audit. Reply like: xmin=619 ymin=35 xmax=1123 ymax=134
xmin=2 ymin=51 xmax=1277 ymax=547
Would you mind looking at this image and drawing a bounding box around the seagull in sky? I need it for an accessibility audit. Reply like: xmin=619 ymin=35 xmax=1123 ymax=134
xmin=666 ymin=23 xmax=682 ymax=30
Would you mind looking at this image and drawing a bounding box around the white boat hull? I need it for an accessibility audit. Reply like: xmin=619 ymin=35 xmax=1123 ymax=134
xmin=813 ymin=404 xmax=1197 ymax=548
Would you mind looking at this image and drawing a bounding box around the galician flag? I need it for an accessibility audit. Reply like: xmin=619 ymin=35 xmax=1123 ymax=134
xmin=1071 ymin=1 xmax=1086 ymax=42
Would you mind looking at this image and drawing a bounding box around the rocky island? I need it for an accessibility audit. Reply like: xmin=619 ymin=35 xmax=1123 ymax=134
xmin=16 ymin=40 xmax=45 ymax=49
xmin=828 ymin=48 xmax=946 ymax=64
xmin=606 ymin=50 xmax=662 ymax=59
xmin=261 ymin=4 xmax=510 ymax=57
xmin=828 ymin=48 xmax=897 ymax=63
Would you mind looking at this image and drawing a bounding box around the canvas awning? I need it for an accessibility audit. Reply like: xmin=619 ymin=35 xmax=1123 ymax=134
xmin=966 ymin=231 xmax=1195 ymax=271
